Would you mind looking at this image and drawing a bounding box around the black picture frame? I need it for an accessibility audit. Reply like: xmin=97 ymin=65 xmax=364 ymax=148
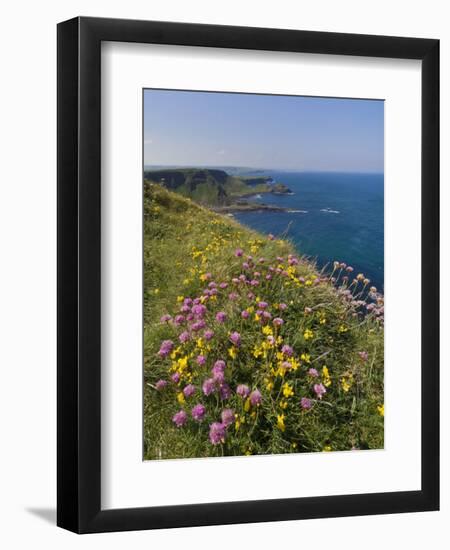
xmin=57 ymin=16 xmax=439 ymax=533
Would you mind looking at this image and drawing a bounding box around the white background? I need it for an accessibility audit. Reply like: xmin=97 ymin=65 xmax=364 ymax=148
xmin=0 ymin=0 xmax=448 ymax=548
xmin=102 ymin=42 xmax=421 ymax=509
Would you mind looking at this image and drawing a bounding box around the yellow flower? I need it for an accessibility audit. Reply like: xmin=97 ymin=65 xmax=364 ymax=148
xmin=340 ymin=372 xmax=353 ymax=392
xmin=279 ymin=399 xmax=288 ymax=410
xmin=183 ymin=278 xmax=190 ymax=286
xmin=244 ymin=398 xmax=251 ymax=412
xmin=153 ymin=288 xmax=160 ymax=295
xmin=300 ymin=353 xmax=311 ymax=363
xmin=254 ymin=313 xmax=261 ymax=322
xmin=265 ymin=378 xmax=274 ymax=391
xmin=196 ymin=338 xmax=204 ymax=349
xmin=235 ymin=415 xmax=245 ymax=431
xmin=291 ymin=442 xmax=298 ymax=449
xmin=177 ymin=295 xmax=184 ymax=303
xmin=289 ymin=358 xmax=300 ymax=371
xmin=338 ymin=324 xmax=348 ymax=333
xmin=282 ymin=383 xmax=294 ymax=398
xmin=176 ymin=392 xmax=185 ymax=405
xmin=323 ymin=445 xmax=332 ymax=452
xmin=322 ymin=366 xmax=332 ymax=387
xmin=262 ymin=325 xmax=273 ymax=336
xmin=228 ymin=346 xmax=238 ymax=359
xmin=170 ymin=346 xmax=181 ymax=359
xmin=377 ymin=404 xmax=384 ymax=417
xmin=177 ymin=356 xmax=188 ymax=371
xmin=253 ymin=345 xmax=263 ymax=359
xmin=199 ymin=273 xmax=209 ymax=282
xmin=303 ymin=329 xmax=314 ymax=340
xmin=277 ymin=414 xmax=286 ymax=431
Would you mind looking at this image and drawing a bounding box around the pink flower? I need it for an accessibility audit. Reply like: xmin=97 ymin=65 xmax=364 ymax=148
xmin=202 ymin=378 xmax=216 ymax=396
xmin=179 ymin=331 xmax=190 ymax=343
xmin=235 ymin=248 xmax=243 ymax=257
xmin=241 ymin=310 xmax=250 ymax=319
xmin=215 ymin=311 xmax=227 ymax=323
xmin=191 ymin=320 xmax=206 ymax=331
xmin=273 ymin=317 xmax=284 ymax=326
xmin=279 ymin=303 xmax=287 ymax=310
xmin=183 ymin=384 xmax=196 ymax=398
xmin=221 ymin=408 xmax=235 ymax=427
xmin=172 ymin=410 xmax=187 ymax=428
xmin=281 ymin=345 xmax=293 ymax=357
xmin=171 ymin=372 xmax=180 ymax=384
xmin=301 ymin=397 xmax=312 ymax=410
xmin=160 ymin=314 xmax=172 ymax=323
xmin=358 ymin=351 xmax=369 ymax=361
xmin=258 ymin=301 xmax=269 ymax=309
xmin=313 ymin=383 xmax=327 ymax=399
xmin=229 ymin=331 xmax=241 ymax=347
xmin=192 ymin=304 xmax=207 ymax=317
xmin=212 ymin=360 xmax=226 ymax=382
xmin=157 ymin=340 xmax=174 ymax=358
xmin=209 ymin=422 xmax=226 ymax=445
xmin=236 ymin=384 xmax=250 ymax=398
xmin=229 ymin=292 xmax=239 ymax=301
xmin=219 ymin=382 xmax=232 ymax=400
xmin=249 ymin=389 xmax=262 ymax=406
xmin=280 ymin=361 xmax=291 ymax=372
xmin=213 ymin=359 xmax=226 ymax=371
xmin=203 ymin=329 xmax=214 ymax=340
xmin=155 ymin=379 xmax=167 ymax=391
xmin=197 ymin=355 xmax=206 ymax=366
xmin=174 ymin=314 xmax=185 ymax=326
xmin=308 ymin=368 xmax=319 ymax=378
xmin=219 ymin=282 xmax=228 ymax=289
xmin=191 ymin=404 xmax=206 ymax=422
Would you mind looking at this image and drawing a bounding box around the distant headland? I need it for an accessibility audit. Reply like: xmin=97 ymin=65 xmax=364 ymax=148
xmin=143 ymin=167 xmax=293 ymax=212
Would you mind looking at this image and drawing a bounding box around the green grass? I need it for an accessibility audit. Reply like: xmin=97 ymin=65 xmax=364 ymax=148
xmin=144 ymin=182 xmax=384 ymax=460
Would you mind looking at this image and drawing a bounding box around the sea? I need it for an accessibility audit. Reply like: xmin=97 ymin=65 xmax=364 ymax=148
xmin=234 ymin=171 xmax=384 ymax=292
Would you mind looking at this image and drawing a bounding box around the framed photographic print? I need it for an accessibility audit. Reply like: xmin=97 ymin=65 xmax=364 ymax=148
xmin=57 ymin=17 xmax=439 ymax=533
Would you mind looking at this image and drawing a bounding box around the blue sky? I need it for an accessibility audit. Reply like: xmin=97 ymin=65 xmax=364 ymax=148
xmin=143 ymin=89 xmax=384 ymax=172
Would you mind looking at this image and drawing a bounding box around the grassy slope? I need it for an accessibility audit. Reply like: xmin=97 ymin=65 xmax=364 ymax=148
xmin=144 ymin=183 xmax=384 ymax=460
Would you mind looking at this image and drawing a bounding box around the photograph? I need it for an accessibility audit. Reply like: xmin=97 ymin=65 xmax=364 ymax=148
xmin=143 ymin=89 xmax=385 ymax=460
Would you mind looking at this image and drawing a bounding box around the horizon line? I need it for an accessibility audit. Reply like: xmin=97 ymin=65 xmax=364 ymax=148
xmin=143 ymin=164 xmax=384 ymax=175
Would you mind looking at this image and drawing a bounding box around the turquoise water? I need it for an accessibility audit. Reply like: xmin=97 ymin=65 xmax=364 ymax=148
xmin=234 ymin=171 xmax=384 ymax=292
